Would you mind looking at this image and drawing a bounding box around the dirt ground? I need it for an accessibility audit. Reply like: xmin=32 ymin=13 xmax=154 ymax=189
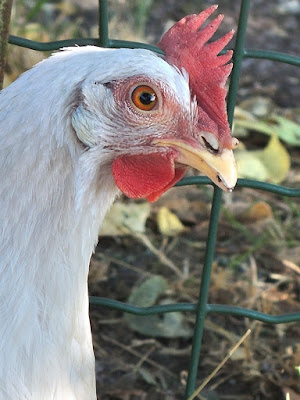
xmin=90 ymin=180 xmax=300 ymax=400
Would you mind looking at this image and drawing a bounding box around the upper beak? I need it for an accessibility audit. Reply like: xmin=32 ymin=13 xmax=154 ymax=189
xmin=153 ymin=138 xmax=237 ymax=192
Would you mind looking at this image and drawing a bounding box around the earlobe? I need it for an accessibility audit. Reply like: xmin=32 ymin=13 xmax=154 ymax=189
xmin=112 ymin=150 xmax=186 ymax=202
xmin=72 ymin=104 xmax=98 ymax=147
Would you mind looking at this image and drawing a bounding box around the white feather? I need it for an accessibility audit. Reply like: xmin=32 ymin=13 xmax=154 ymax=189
xmin=0 ymin=46 xmax=193 ymax=399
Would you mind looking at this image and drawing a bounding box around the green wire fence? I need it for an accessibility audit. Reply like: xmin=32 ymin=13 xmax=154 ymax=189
xmin=8 ymin=0 xmax=300 ymax=398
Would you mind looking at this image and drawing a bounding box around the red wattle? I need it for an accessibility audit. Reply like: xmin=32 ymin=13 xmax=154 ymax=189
xmin=112 ymin=151 xmax=187 ymax=202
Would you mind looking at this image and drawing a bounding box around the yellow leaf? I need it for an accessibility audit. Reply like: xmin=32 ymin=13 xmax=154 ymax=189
xmin=236 ymin=152 xmax=269 ymax=181
xmin=261 ymin=135 xmax=291 ymax=183
xmin=240 ymin=201 xmax=273 ymax=222
xmin=157 ymin=207 xmax=186 ymax=236
xmin=235 ymin=135 xmax=290 ymax=184
xmin=100 ymin=202 xmax=151 ymax=236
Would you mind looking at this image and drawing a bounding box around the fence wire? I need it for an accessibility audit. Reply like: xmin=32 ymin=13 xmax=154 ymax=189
xmin=8 ymin=0 xmax=300 ymax=398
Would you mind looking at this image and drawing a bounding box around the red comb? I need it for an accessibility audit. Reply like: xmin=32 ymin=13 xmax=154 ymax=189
xmin=157 ymin=5 xmax=235 ymax=149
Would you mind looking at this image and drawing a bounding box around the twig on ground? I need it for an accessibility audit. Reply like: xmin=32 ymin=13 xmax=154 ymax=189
xmin=187 ymin=329 xmax=252 ymax=400
xmin=131 ymin=231 xmax=184 ymax=278
xmin=99 ymin=333 xmax=177 ymax=378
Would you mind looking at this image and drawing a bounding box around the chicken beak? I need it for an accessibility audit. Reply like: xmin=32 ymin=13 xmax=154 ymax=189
xmin=153 ymin=139 xmax=237 ymax=192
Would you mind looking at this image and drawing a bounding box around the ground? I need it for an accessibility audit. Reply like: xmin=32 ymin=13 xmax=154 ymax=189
xmin=6 ymin=1 xmax=300 ymax=399
xmin=90 ymin=175 xmax=300 ymax=399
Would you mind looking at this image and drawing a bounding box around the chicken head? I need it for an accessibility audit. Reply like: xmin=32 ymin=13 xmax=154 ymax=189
xmin=72 ymin=5 xmax=237 ymax=203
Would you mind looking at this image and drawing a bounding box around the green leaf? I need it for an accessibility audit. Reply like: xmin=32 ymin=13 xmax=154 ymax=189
xmin=234 ymin=109 xmax=300 ymax=146
xmin=125 ymin=276 xmax=192 ymax=338
xmin=234 ymin=118 xmax=276 ymax=137
xmin=138 ymin=367 xmax=157 ymax=386
xmin=128 ymin=275 xmax=168 ymax=307
xmin=271 ymin=115 xmax=300 ymax=146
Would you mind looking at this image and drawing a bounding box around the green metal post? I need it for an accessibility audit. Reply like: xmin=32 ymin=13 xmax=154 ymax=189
xmin=184 ymin=187 xmax=223 ymax=398
xmin=98 ymin=0 xmax=109 ymax=47
xmin=184 ymin=1 xmax=251 ymax=398
xmin=227 ymin=0 xmax=250 ymax=124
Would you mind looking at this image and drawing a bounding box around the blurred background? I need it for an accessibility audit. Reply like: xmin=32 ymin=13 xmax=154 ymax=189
xmin=5 ymin=1 xmax=300 ymax=399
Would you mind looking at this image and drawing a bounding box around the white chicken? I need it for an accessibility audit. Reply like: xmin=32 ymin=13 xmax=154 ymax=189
xmin=0 ymin=5 xmax=237 ymax=400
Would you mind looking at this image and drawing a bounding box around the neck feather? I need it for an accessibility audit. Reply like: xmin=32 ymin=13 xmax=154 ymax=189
xmin=0 ymin=75 xmax=118 ymax=399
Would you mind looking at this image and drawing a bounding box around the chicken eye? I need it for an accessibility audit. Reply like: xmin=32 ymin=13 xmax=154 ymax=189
xmin=131 ymin=85 xmax=157 ymax=111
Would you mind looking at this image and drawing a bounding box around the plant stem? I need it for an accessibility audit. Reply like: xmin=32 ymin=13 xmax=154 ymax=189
xmin=0 ymin=0 xmax=13 ymax=90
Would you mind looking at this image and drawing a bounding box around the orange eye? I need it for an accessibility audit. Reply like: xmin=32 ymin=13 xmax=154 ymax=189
xmin=131 ymin=85 xmax=158 ymax=111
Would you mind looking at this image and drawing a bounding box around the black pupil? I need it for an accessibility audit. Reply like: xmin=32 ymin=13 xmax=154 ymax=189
xmin=139 ymin=92 xmax=155 ymax=105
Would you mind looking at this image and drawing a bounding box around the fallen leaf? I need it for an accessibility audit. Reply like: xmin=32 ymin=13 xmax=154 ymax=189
xmin=157 ymin=206 xmax=186 ymax=236
xmin=138 ymin=367 xmax=157 ymax=386
xmin=234 ymin=108 xmax=300 ymax=146
xmin=239 ymin=202 xmax=273 ymax=222
xmin=234 ymin=118 xmax=277 ymax=137
xmin=125 ymin=276 xmax=192 ymax=338
xmin=262 ymin=287 xmax=289 ymax=302
xmin=127 ymin=275 xmax=168 ymax=307
xmin=100 ymin=202 xmax=151 ymax=236
xmin=272 ymin=115 xmax=300 ymax=146
xmin=235 ymin=135 xmax=290 ymax=183
xmin=230 ymin=346 xmax=247 ymax=361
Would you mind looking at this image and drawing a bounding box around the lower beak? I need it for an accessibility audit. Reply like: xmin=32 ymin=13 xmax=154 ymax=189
xmin=153 ymin=139 xmax=237 ymax=192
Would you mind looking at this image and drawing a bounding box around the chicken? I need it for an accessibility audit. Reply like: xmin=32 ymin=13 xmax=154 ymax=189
xmin=0 ymin=5 xmax=237 ymax=400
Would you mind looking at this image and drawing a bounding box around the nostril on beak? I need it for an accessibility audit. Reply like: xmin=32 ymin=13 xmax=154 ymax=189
xmin=198 ymin=132 xmax=219 ymax=154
